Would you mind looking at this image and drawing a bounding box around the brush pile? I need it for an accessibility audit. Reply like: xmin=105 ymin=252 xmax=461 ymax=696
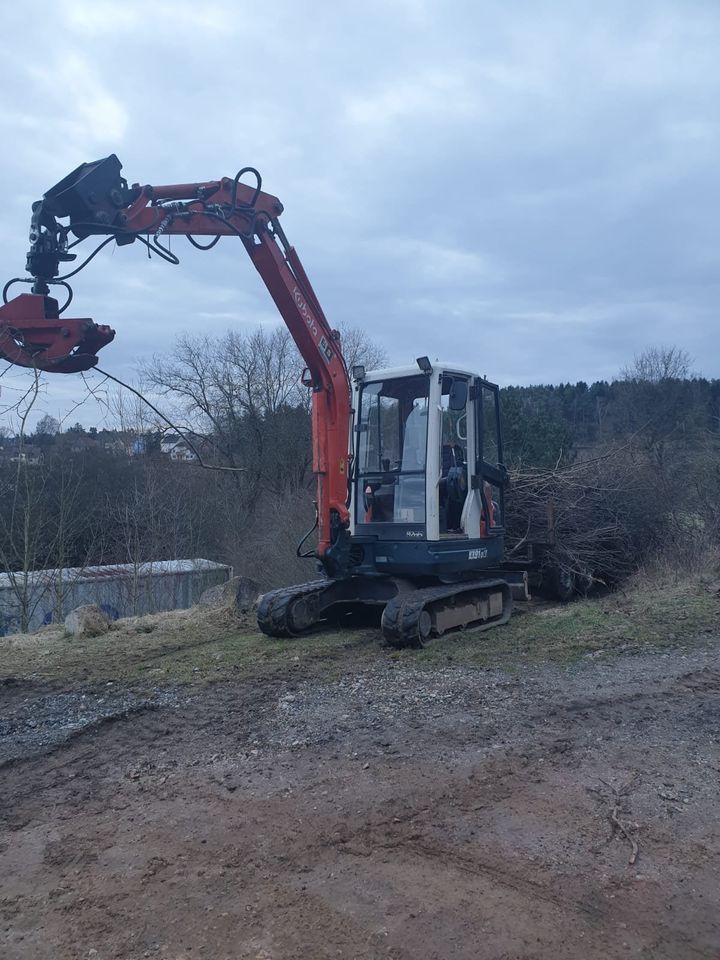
xmin=504 ymin=437 xmax=718 ymax=590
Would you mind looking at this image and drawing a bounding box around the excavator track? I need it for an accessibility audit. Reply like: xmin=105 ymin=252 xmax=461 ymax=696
xmin=380 ymin=578 xmax=512 ymax=649
xmin=256 ymin=579 xmax=330 ymax=637
xmin=258 ymin=576 xmax=512 ymax=647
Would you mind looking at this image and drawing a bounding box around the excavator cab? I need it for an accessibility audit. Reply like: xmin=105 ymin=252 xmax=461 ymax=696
xmin=350 ymin=360 xmax=507 ymax=579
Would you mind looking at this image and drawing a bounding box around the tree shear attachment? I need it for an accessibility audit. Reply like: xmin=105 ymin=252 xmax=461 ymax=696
xmin=0 ymin=293 xmax=114 ymax=373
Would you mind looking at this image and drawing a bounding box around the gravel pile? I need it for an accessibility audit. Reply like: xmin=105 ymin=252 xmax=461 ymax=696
xmin=258 ymin=647 xmax=720 ymax=756
xmin=0 ymin=685 xmax=184 ymax=766
xmin=261 ymin=663 xmax=526 ymax=751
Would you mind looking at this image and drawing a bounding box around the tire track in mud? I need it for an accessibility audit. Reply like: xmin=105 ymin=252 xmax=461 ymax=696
xmin=2 ymin=647 xmax=720 ymax=960
xmin=334 ymin=828 xmax=603 ymax=919
xmin=323 ymin=755 xmax=715 ymax=960
xmin=333 ymin=833 xmax=712 ymax=959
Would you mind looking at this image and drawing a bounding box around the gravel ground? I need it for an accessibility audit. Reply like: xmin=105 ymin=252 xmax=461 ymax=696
xmin=1 ymin=638 xmax=719 ymax=959
xmin=0 ymin=682 xmax=187 ymax=766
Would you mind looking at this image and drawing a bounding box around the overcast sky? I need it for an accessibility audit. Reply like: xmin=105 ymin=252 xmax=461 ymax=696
xmin=0 ymin=0 xmax=718 ymax=428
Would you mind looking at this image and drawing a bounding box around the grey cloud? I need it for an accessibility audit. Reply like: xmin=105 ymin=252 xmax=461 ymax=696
xmin=0 ymin=0 xmax=718 ymax=427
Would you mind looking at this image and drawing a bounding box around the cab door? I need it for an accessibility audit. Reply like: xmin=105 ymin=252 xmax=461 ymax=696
xmin=437 ymin=374 xmax=470 ymax=536
xmin=461 ymin=378 xmax=507 ymax=541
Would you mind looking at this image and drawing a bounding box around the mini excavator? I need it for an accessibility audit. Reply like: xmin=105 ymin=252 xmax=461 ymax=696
xmin=0 ymin=155 xmax=527 ymax=646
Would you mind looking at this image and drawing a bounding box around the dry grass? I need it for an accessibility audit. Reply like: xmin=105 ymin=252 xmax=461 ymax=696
xmin=401 ymin=581 xmax=716 ymax=671
xmin=1 ymin=560 xmax=718 ymax=689
xmin=632 ymin=542 xmax=720 ymax=587
xmin=0 ymin=604 xmax=379 ymax=687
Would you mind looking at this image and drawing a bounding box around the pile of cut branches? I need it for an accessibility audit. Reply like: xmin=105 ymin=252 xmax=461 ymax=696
xmin=505 ymin=442 xmax=652 ymax=587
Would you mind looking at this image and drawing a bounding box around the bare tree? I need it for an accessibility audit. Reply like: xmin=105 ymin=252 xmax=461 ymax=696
xmin=0 ymin=372 xmax=48 ymax=632
xmin=34 ymin=414 xmax=61 ymax=437
xmin=141 ymin=323 xmax=388 ymax=426
xmin=620 ymin=345 xmax=695 ymax=383
xmin=104 ymin=462 xmax=174 ymax=614
xmin=109 ymin=384 xmax=162 ymax=436
xmin=336 ymin=323 xmax=389 ymax=372
xmin=0 ymin=376 xmax=95 ymax=631
xmin=139 ymin=323 xmax=386 ymax=498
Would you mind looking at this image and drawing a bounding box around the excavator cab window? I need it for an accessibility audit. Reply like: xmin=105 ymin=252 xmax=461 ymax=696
xmin=356 ymin=375 xmax=429 ymax=525
xmin=440 ymin=375 xmax=469 ymax=533
xmin=477 ymin=381 xmax=505 ymax=532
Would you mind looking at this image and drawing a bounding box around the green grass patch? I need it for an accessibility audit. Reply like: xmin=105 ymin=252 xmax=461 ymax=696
xmin=1 ymin=579 xmax=716 ymax=690
xmin=405 ymin=579 xmax=719 ymax=670
xmin=0 ymin=610 xmax=382 ymax=688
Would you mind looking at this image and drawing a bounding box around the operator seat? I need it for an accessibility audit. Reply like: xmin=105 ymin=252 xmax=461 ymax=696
xmin=394 ymin=401 xmax=428 ymax=523
xmin=441 ymin=443 xmax=466 ymax=532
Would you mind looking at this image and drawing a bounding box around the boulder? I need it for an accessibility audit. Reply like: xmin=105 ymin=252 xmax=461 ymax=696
xmin=198 ymin=576 xmax=260 ymax=615
xmin=64 ymin=604 xmax=111 ymax=638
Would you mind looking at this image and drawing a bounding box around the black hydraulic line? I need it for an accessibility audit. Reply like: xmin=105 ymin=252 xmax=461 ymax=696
xmin=54 ymin=281 xmax=73 ymax=314
xmin=54 ymin=236 xmax=116 ymax=281
xmin=296 ymin=504 xmax=319 ymax=558
xmin=2 ymin=276 xmax=73 ymax=312
xmin=230 ymin=166 xmax=262 ymax=210
xmin=187 ymin=234 xmax=221 ymax=250
xmin=3 ymin=277 xmax=32 ymax=303
xmin=135 ymin=234 xmax=180 ymax=265
xmin=195 ymin=206 xmax=257 ymax=240
xmin=67 ymin=221 xmax=127 ymax=236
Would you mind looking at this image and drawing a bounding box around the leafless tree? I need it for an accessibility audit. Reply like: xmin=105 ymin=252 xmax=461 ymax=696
xmin=34 ymin=414 xmax=61 ymax=437
xmin=141 ymin=323 xmax=388 ymax=425
xmin=620 ymin=345 xmax=694 ymax=383
xmin=108 ymin=384 xmax=162 ymax=436
xmin=0 ymin=374 xmax=95 ymax=631
xmin=104 ymin=463 xmax=171 ymax=614
xmin=336 ymin=323 xmax=389 ymax=372
xmin=138 ymin=322 xmax=386 ymax=497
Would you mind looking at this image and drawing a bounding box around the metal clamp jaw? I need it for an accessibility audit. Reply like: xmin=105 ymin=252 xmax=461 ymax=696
xmin=0 ymin=293 xmax=114 ymax=373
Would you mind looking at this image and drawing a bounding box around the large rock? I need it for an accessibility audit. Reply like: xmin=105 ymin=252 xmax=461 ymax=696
xmin=198 ymin=576 xmax=260 ymax=615
xmin=64 ymin=604 xmax=111 ymax=638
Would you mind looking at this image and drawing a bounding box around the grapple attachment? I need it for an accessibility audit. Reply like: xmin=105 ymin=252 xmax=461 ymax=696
xmin=0 ymin=293 xmax=114 ymax=373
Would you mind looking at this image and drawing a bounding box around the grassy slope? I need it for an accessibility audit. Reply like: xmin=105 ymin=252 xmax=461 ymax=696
xmin=1 ymin=577 xmax=717 ymax=689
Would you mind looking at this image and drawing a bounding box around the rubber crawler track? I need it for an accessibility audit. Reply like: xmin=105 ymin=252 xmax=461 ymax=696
xmin=256 ymin=580 xmax=329 ymax=637
xmin=381 ymin=578 xmax=511 ymax=649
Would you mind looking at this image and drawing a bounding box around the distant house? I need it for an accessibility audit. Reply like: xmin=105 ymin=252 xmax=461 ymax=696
xmin=105 ymin=440 xmax=127 ymax=455
xmin=160 ymin=432 xmax=205 ymax=463
xmin=0 ymin=438 xmax=19 ymax=464
xmin=160 ymin=433 xmax=182 ymax=456
xmin=168 ymin=440 xmax=199 ymax=463
xmin=9 ymin=445 xmax=43 ymax=466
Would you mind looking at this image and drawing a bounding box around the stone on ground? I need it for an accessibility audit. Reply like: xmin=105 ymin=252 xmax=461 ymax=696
xmin=198 ymin=576 xmax=260 ymax=615
xmin=64 ymin=604 xmax=111 ymax=638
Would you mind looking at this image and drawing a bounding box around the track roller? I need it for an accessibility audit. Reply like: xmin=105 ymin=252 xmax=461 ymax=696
xmin=381 ymin=579 xmax=512 ymax=648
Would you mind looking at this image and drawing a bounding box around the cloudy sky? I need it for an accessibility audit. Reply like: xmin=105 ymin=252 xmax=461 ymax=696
xmin=0 ymin=0 xmax=718 ymax=427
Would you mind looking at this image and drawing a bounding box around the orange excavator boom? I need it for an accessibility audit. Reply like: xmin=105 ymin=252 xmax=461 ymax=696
xmin=0 ymin=156 xmax=352 ymax=570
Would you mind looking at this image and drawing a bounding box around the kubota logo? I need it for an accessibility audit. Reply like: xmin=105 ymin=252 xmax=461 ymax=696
xmin=293 ymin=287 xmax=318 ymax=337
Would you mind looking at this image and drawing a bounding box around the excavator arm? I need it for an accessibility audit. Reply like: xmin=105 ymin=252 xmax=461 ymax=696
xmin=0 ymin=155 xmax=352 ymax=572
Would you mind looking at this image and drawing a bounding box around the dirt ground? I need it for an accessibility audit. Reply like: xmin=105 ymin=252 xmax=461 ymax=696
xmin=1 ymin=589 xmax=719 ymax=959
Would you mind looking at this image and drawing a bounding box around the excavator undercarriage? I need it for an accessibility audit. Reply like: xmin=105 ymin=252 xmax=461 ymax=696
xmin=257 ymin=576 xmax=514 ymax=648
